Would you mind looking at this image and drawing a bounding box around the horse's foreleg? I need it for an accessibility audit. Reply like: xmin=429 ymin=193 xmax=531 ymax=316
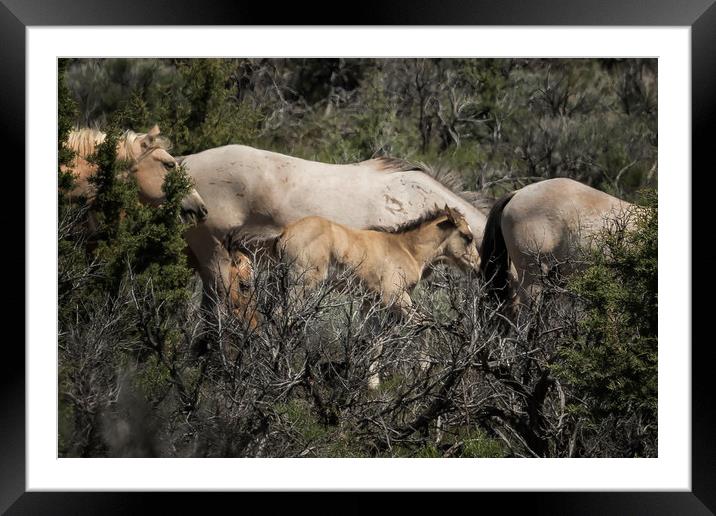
xmin=393 ymin=291 xmax=413 ymax=318
xmin=286 ymin=260 xmax=326 ymax=304
xmin=199 ymin=252 xmax=232 ymax=313
xmin=358 ymin=296 xmax=386 ymax=391
xmin=186 ymin=228 xmax=233 ymax=354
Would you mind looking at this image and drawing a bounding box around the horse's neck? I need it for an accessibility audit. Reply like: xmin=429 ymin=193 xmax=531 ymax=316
xmin=63 ymin=157 xmax=99 ymax=199
xmin=403 ymin=223 xmax=449 ymax=269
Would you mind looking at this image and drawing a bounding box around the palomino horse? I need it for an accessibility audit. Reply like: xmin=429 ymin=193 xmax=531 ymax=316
xmin=61 ymin=125 xmax=208 ymax=223
xmin=274 ymin=207 xmax=481 ymax=314
xmin=480 ymin=177 xmax=635 ymax=306
xmin=179 ymin=145 xmax=489 ymax=312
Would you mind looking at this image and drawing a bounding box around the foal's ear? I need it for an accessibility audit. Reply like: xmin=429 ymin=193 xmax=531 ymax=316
xmin=437 ymin=217 xmax=456 ymax=230
xmin=444 ymin=205 xmax=462 ymax=223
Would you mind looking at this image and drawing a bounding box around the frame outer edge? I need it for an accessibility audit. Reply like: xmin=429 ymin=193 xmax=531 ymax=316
xmin=0 ymin=0 xmax=715 ymax=25
xmin=3 ymin=0 xmax=714 ymax=512
xmin=0 ymin=0 xmax=26 ymax=514
xmin=691 ymin=1 xmax=716 ymax=513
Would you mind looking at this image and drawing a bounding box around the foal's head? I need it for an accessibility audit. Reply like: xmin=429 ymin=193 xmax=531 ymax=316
xmin=223 ymin=232 xmax=255 ymax=291
xmin=434 ymin=205 xmax=481 ymax=272
xmin=223 ymin=234 xmax=260 ymax=330
xmin=229 ymin=250 xmax=255 ymax=290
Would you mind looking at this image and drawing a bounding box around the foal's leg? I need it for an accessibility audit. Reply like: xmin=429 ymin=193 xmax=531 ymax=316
xmin=394 ymin=292 xmax=432 ymax=376
xmin=199 ymin=248 xmax=232 ymax=314
xmin=366 ymin=291 xmax=413 ymax=390
xmin=366 ymin=322 xmax=384 ymax=391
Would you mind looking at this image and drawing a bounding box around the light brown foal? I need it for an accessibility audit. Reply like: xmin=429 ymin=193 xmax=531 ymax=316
xmin=276 ymin=206 xmax=481 ymax=314
xmin=227 ymin=248 xmax=260 ymax=330
xmin=224 ymin=207 xmax=480 ymax=387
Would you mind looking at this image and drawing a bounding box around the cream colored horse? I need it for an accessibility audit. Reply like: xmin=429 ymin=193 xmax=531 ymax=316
xmin=274 ymin=206 xmax=481 ymax=314
xmin=62 ymin=125 xmax=208 ymax=222
xmin=480 ymin=177 xmax=636 ymax=306
xmin=180 ymin=146 xmax=489 ymax=311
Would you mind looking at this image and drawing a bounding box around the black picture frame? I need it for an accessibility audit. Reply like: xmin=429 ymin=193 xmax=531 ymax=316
xmin=2 ymin=0 xmax=712 ymax=513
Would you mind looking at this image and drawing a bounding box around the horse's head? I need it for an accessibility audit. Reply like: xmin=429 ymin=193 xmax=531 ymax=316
xmin=125 ymin=125 xmax=208 ymax=224
xmin=229 ymin=249 xmax=255 ymax=290
xmin=436 ymin=205 xmax=481 ymax=272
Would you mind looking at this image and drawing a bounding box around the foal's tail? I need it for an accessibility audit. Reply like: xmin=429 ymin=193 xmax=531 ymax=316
xmin=480 ymin=191 xmax=515 ymax=304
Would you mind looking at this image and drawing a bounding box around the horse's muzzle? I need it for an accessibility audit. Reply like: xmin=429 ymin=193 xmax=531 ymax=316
xmin=180 ymin=193 xmax=209 ymax=224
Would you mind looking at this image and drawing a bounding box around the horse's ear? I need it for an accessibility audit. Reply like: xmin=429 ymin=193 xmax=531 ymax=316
xmin=140 ymin=125 xmax=161 ymax=150
xmin=140 ymin=134 xmax=153 ymax=150
xmin=444 ymin=205 xmax=458 ymax=222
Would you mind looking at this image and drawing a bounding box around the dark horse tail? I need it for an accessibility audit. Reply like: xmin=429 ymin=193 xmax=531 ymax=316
xmin=480 ymin=191 xmax=516 ymax=303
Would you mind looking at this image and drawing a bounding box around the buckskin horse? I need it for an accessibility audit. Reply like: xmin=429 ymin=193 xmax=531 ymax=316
xmin=272 ymin=206 xmax=481 ymax=314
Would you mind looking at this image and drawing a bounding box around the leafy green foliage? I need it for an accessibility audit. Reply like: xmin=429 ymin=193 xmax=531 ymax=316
xmin=58 ymin=58 xmax=91 ymax=321
xmin=58 ymin=59 xmax=77 ymax=177
xmin=89 ymin=145 xmax=193 ymax=302
xmin=555 ymin=190 xmax=658 ymax=456
xmin=107 ymin=59 xmax=264 ymax=155
xmin=58 ymin=65 xmax=196 ymax=455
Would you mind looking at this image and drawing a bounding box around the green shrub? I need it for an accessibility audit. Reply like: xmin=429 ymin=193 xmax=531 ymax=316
xmin=87 ymin=129 xmax=193 ymax=303
xmin=555 ymin=189 xmax=657 ymax=456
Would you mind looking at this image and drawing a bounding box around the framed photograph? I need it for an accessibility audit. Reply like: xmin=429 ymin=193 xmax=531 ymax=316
xmin=4 ymin=0 xmax=713 ymax=512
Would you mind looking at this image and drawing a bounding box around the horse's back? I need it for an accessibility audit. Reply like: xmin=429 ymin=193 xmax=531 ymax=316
xmin=507 ymin=177 xmax=627 ymax=229
xmin=509 ymin=178 xmax=623 ymax=214
xmin=503 ymin=177 xmax=632 ymax=265
xmin=186 ymin=145 xmax=479 ymax=233
xmin=184 ymin=144 xmax=356 ymax=176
